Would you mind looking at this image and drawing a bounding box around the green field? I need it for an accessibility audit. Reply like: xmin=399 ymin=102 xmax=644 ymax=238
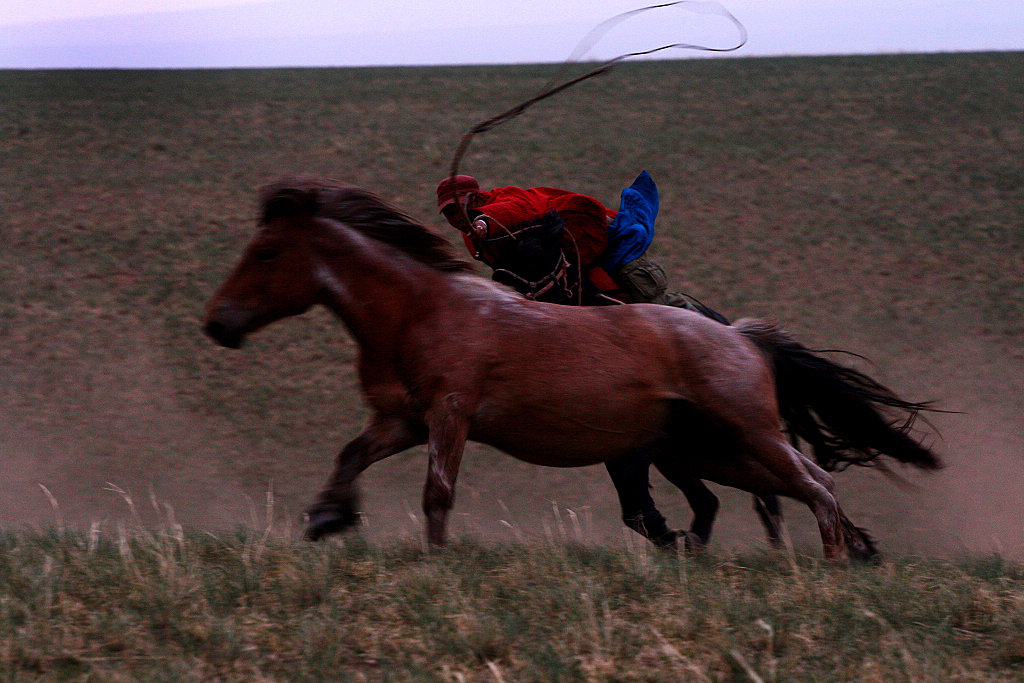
xmin=1 ymin=52 xmax=1023 ymax=677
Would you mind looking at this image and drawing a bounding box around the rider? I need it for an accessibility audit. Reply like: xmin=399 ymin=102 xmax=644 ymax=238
xmin=436 ymin=171 xmax=720 ymax=315
xmin=436 ymin=172 xmax=726 ymax=550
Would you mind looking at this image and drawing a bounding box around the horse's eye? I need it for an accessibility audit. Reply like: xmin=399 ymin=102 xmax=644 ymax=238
xmin=255 ymin=248 xmax=279 ymax=263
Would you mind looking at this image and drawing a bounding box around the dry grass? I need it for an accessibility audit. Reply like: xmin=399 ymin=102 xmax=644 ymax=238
xmin=1 ymin=520 xmax=1023 ymax=681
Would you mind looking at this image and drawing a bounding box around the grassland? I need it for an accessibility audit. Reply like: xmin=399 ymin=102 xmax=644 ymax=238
xmin=1 ymin=52 xmax=1023 ymax=677
xmin=2 ymin=524 xmax=1023 ymax=680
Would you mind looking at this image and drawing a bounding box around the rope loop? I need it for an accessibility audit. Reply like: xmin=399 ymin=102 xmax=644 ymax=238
xmin=445 ymin=1 xmax=748 ymax=229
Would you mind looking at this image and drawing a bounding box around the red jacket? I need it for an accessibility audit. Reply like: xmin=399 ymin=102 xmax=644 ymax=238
xmin=464 ymin=186 xmax=622 ymax=293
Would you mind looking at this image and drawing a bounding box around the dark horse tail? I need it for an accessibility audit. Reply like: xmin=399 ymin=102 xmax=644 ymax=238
xmin=735 ymin=319 xmax=942 ymax=473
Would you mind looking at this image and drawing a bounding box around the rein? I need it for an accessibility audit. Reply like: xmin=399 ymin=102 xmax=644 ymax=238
xmin=492 ymin=251 xmax=575 ymax=302
xmin=482 ymin=218 xmax=582 ymax=303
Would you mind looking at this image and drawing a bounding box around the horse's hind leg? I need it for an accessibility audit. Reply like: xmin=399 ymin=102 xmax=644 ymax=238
xmin=797 ymin=452 xmax=879 ymax=560
xmin=747 ymin=421 xmax=806 ymax=548
xmin=778 ymin=465 xmax=846 ymax=562
xmin=750 ymin=417 xmax=807 ymax=548
xmin=652 ymin=457 xmax=718 ymax=549
xmin=656 ymin=454 xmax=786 ymax=550
xmin=605 ymin=453 xmax=678 ymax=548
xmin=697 ymin=429 xmax=855 ymax=562
xmin=760 ymin=440 xmax=850 ymax=562
xmin=752 ymin=494 xmax=785 ymax=548
xmin=755 ymin=439 xmax=880 ymax=563
xmin=838 ymin=508 xmax=879 ymax=559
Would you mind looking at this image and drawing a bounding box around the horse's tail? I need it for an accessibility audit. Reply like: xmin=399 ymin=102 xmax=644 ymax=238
xmin=735 ymin=318 xmax=943 ymax=472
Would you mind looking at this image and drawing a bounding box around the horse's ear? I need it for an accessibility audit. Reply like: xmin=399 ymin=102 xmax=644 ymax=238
xmin=259 ymin=179 xmax=320 ymax=224
xmin=538 ymin=210 xmax=566 ymax=243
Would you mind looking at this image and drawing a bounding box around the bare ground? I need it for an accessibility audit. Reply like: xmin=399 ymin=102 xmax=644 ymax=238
xmin=1 ymin=57 xmax=1021 ymax=558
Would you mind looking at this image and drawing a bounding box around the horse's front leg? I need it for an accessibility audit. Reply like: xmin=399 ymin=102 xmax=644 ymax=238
xmin=422 ymin=406 xmax=470 ymax=549
xmin=650 ymin=455 xmax=718 ymax=549
xmin=605 ymin=453 xmax=678 ymax=548
xmin=305 ymin=414 xmax=426 ymax=541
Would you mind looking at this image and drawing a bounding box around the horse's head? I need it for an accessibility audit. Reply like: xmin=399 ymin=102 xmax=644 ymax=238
xmin=204 ymin=183 xmax=326 ymax=348
xmin=489 ymin=211 xmax=576 ymax=303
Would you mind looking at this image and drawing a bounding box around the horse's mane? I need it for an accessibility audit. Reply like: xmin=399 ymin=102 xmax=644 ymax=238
xmin=259 ymin=177 xmax=476 ymax=274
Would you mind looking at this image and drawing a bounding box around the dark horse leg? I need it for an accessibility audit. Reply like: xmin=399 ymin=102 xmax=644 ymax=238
xmin=656 ymin=453 xmax=787 ymax=551
xmin=604 ymin=453 xmax=678 ymax=548
xmin=647 ymin=399 xmax=729 ymax=550
xmin=655 ymin=397 xmax=788 ymax=551
xmin=305 ymin=415 xmax=427 ymax=541
xmin=652 ymin=458 xmax=787 ymax=551
xmin=752 ymin=494 xmax=784 ymax=548
xmin=678 ymin=423 xmax=876 ymax=563
xmin=650 ymin=456 xmax=719 ymax=548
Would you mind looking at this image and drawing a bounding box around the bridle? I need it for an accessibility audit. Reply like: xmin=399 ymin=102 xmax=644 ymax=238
xmin=475 ymin=214 xmax=584 ymax=305
xmin=492 ymin=249 xmax=576 ymax=302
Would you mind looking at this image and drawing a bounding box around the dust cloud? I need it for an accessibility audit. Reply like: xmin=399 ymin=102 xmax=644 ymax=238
xmin=1 ymin=321 xmax=1021 ymax=559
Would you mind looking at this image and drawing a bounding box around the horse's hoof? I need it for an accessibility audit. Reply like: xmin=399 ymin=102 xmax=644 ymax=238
xmin=303 ymin=506 xmax=358 ymax=541
xmin=853 ymin=547 xmax=882 ymax=565
xmin=681 ymin=531 xmax=707 ymax=552
xmin=652 ymin=529 xmax=680 ymax=551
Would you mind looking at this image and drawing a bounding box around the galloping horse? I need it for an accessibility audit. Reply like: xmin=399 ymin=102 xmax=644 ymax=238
xmin=204 ymin=178 xmax=941 ymax=562
xmin=484 ymin=210 xmax=942 ymax=548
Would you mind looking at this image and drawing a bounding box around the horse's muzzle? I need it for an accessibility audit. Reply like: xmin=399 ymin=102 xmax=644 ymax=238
xmin=204 ymin=320 xmax=245 ymax=349
xmin=203 ymin=304 xmax=250 ymax=349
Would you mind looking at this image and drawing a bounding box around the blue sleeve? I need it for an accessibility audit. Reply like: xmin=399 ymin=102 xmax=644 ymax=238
xmin=603 ymin=170 xmax=659 ymax=272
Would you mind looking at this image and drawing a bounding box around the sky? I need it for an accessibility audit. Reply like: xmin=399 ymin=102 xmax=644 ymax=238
xmin=1 ymin=0 xmax=1022 ymax=69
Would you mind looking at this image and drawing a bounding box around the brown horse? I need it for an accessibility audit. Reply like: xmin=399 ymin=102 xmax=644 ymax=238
xmin=204 ymin=178 xmax=939 ymax=562
xmin=481 ymin=209 xmax=943 ymax=549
